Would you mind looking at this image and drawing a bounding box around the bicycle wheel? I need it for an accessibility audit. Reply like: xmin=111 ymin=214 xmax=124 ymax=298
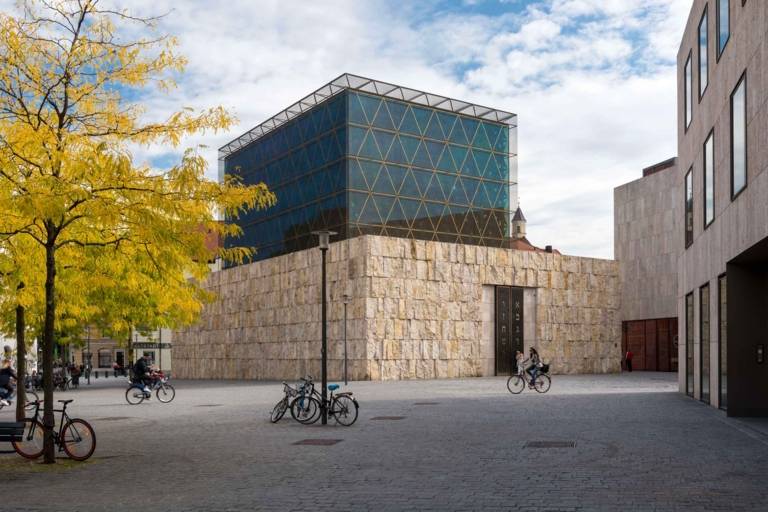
xmin=12 ymin=419 xmax=45 ymax=459
xmin=156 ymin=384 xmax=175 ymax=403
xmin=61 ymin=419 xmax=96 ymax=461
xmin=125 ymin=386 xmax=146 ymax=405
xmin=534 ymin=374 xmax=551 ymax=394
xmin=290 ymin=396 xmax=321 ymax=424
xmin=270 ymin=397 xmax=289 ymax=423
xmin=331 ymin=395 xmax=359 ymax=426
xmin=506 ymin=375 xmax=525 ymax=394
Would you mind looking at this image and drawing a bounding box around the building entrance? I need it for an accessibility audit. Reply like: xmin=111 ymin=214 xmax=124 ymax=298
xmin=621 ymin=318 xmax=678 ymax=372
xmin=495 ymin=286 xmax=524 ymax=375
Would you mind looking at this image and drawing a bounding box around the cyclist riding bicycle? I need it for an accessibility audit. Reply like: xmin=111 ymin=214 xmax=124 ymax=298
xmin=132 ymin=354 xmax=152 ymax=396
xmin=524 ymin=347 xmax=541 ymax=388
xmin=0 ymin=359 xmax=17 ymax=406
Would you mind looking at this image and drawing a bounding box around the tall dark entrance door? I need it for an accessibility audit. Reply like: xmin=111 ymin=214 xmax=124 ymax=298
xmin=495 ymin=286 xmax=524 ymax=375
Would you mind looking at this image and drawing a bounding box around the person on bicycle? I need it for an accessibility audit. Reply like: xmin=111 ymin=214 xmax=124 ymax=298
xmin=0 ymin=359 xmax=17 ymax=406
xmin=133 ymin=354 xmax=152 ymax=395
xmin=525 ymin=347 xmax=541 ymax=388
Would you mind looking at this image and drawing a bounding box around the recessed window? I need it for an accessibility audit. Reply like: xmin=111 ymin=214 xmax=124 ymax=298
xmin=700 ymin=283 xmax=711 ymax=404
xmin=731 ymin=73 xmax=747 ymax=198
xmin=98 ymin=350 xmax=113 ymax=368
xmin=699 ymin=8 xmax=709 ymax=98
xmin=685 ymin=168 xmax=694 ymax=248
xmin=686 ymin=292 xmax=694 ymax=397
xmin=717 ymin=0 xmax=730 ymax=57
xmin=704 ymin=130 xmax=715 ymax=227
xmin=718 ymin=274 xmax=727 ymax=410
xmin=685 ymin=53 xmax=693 ymax=128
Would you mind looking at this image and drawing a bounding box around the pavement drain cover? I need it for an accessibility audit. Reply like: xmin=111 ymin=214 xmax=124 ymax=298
xmin=293 ymin=439 xmax=342 ymax=446
xmin=525 ymin=441 xmax=576 ymax=448
xmin=371 ymin=416 xmax=406 ymax=420
xmin=93 ymin=417 xmax=131 ymax=421
xmin=196 ymin=404 xmax=223 ymax=407
xmin=413 ymin=402 xmax=440 ymax=405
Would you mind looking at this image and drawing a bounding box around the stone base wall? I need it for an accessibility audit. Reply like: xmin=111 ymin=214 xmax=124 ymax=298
xmin=174 ymin=235 xmax=621 ymax=380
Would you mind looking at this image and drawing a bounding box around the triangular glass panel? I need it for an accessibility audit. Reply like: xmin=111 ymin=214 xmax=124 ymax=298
xmin=358 ymin=130 xmax=382 ymax=159
xmin=412 ymin=169 xmax=433 ymax=196
xmin=348 ymin=126 xmax=367 ymax=155
xmin=494 ymin=127 xmax=509 ymax=153
xmin=371 ymin=165 xmax=396 ymax=195
xmin=435 ymin=145 xmax=456 ymax=172
xmin=372 ymin=102 xmax=395 ymax=131
xmin=461 ymin=209 xmax=480 ymax=236
xmin=496 ymin=183 xmax=509 ymax=210
xmin=494 ymin=154 xmax=509 ymax=180
xmin=425 ymin=140 xmax=444 ymax=167
xmin=462 ymin=177 xmax=480 ymax=206
xmin=449 ymin=178 xmax=469 ymax=205
xmin=423 ymin=201 xmax=444 ymax=230
xmin=484 ymin=122 xmax=502 ymax=151
xmin=358 ymin=94 xmax=382 ymax=125
xmin=400 ymin=107 xmax=420 ymax=136
xmin=424 ymin=173 xmax=446 ymax=202
xmin=386 ymin=164 xmax=408 ymax=194
xmin=400 ymin=169 xmax=420 ymax=198
xmin=448 ymin=145 xmax=468 ymax=172
xmin=462 ymin=149 xmax=479 ymax=177
xmin=436 ymin=112 xmax=457 ymax=140
xmin=373 ymin=195 xmax=396 ymax=225
xmin=475 ymin=210 xmax=491 ymax=236
xmin=387 ymin=198 xmax=408 ymax=228
xmin=435 ymin=204 xmax=454 ymax=233
xmin=400 ymin=198 xmax=421 ymax=227
xmin=424 ymin=113 xmax=444 ymax=141
xmin=436 ymin=173 xmax=457 ymax=203
xmin=473 ymin=123 xmax=492 ymax=150
xmin=348 ymin=93 xmax=367 ymax=125
xmin=387 ymin=136 xmax=408 ymax=165
xmin=460 ymin=117 xmax=479 ymax=145
xmin=473 ymin=150 xmax=491 ymax=178
xmin=448 ymin=205 xmax=466 ymax=233
xmin=386 ymin=100 xmax=407 ymax=130
xmin=412 ymin=106 xmax=432 ymax=135
xmin=448 ymin=118 xmax=469 ymax=145
xmin=373 ymin=129 xmax=395 ymax=158
xmin=412 ymin=201 xmax=432 ymax=231
xmin=357 ymin=195 xmax=381 ymax=224
xmin=484 ymin=153 xmax=500 ymax=181
xmin=400 ymin=134 xmax=420 ymax=164
xmin=412 ymin=141 xmax=432 ymax=169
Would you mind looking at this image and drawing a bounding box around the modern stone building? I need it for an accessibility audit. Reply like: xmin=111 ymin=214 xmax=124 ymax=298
xmin=174 ymin=74 xmax=622 ymax=380
xmin=614 ymin=158 xmax=680 ymax=372
xmin=676 ymin=0 xmax=768 ymax=416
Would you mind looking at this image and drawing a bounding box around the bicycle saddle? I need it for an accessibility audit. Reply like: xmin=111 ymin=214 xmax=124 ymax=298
xmin=57 ymin=399 xmax=74 ymax=404
xmin=328 ymin=384 xmax=339 ymax=391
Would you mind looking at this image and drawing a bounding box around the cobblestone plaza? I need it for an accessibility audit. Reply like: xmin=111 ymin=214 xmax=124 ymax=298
xmin=3 ymin=374 xmax=768 ymax=511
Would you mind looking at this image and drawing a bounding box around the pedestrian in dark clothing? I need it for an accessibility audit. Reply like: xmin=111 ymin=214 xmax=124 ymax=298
xmin=625 ymin=350 xmax=633 ymax=372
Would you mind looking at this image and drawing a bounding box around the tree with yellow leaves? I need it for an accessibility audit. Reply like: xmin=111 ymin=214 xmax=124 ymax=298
xmin=0 ymin=1 xmax=274 ymax=463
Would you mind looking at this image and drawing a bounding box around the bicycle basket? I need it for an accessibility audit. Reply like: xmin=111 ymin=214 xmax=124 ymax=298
xmin=539 ymin=363 xmax=550 ymax=374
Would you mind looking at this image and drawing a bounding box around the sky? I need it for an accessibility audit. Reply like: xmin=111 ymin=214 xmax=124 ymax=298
xmin=4 ymin=0 xmax=693 ymax=259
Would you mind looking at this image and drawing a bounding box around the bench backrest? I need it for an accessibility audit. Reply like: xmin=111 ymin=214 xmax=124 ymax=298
xmin=0 ymin=421 xmax=24 ymax=442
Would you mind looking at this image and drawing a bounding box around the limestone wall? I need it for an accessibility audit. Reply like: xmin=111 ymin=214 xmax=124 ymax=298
xmin=174 ymin=235 xmax=621 ymax=380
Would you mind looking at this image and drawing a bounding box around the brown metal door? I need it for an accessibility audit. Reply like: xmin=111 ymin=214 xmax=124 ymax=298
xmin=627 ymin=321 xmax=645 ymax=371
xmin=495 ymin=286 xmax=524 ymax=375
xmin=645 ymin=320 xmax=658 ymax=371
xmin=657 ymin=319 xmax=670 ymax=372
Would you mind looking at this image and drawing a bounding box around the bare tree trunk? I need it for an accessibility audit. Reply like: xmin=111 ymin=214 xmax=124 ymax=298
xmin=15 ymin=288 xmax=26 ymax=421
xmin=42 ymin=244 xmax=56 ymax=464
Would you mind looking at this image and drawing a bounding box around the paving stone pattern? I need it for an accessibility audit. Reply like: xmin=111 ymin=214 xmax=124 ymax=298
xmin=2 ymin=373 xmax=767 ymax=511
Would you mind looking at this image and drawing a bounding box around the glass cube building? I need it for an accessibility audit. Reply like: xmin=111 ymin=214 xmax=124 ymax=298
xmin=220 ymin=74 xmax=518 ymax=262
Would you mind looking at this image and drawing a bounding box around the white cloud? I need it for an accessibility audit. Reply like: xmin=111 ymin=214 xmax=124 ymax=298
xmin=1 ymin=0 xmax=691 ymax=259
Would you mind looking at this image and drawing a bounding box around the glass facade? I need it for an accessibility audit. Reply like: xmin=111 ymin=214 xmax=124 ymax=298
xmin=685 ymin=53 xmax=693 ymax=129
xmin=700 ymin=283 xmax=710 ymax=404
xmin=731 ymin=74 xmax=747 ymax=197
xmin=686 ymin=292 xmax=694 ymax=397
xmin=685 ymin=168 xmax=693 ymax=248
xmin=699 ymin=8 xmax=708 ymax=97
xmin=717 ymin=0 xmax=730 ymax=56
xmin=704 ymin=130 xmax=715 ymax=227
xmin=224 ymin=88 xmax=514 ymax=262
xmin=719 ymin=275 xmax=727 ymax=410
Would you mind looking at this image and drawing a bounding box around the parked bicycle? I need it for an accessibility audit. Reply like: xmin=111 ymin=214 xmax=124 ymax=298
xmin=13 ymin=399 xmax=96 ymax=461
xmin=125 ymin=370 xmax=175 ymax=405
xmin=289 ymin=376 xmax=359 ymax=426
xmin=270 ymin=382 xmax=299 ymax=423
xmin=507 ymin=363 xmax=552 ymax=394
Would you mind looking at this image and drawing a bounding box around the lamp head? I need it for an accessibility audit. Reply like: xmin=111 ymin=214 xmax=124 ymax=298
xmin=311 ymin=230 xmax=337 ymax=250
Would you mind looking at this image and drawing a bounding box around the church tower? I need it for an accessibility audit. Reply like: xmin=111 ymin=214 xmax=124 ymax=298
xmin=511 ymin=206 xmax=526 ymax=240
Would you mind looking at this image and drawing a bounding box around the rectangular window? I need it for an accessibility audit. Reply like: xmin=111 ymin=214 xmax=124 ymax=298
xmin=98 ymin=350 xmax=113 ymax=368
xmin=699 ymin=8 xmax=708 ymax=98
xmin=704 ymin=131 xmax=715 ymax=227
xmin=685 ymin=168 xmax=694 ymax=247
xmin=731 ymin=73 xmax=747 ymax=198
xmin=686 ymin=292 xmax=694 ymax=397
xmin=717 ymin=0 xmax=730 ymax=57
xmin=700 ymin=283 xmax=711 ymax=404
xmin=685 ymin=53 xmax=693 ymax=128
xmin=718 ymin=275 xmax=727 ymax=410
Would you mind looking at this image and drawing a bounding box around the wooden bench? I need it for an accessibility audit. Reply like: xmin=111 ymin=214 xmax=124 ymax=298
xmin=0 ymin=421 xmax=24 ymax=444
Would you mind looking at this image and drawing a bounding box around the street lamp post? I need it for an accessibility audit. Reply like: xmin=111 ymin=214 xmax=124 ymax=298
xmin=342 ymin=294 xmax=351 ymax=386
xmin=86 ymin=326 xmax=91 ymax=385
xmin=312 ymin=230 xmax=336 ymax=425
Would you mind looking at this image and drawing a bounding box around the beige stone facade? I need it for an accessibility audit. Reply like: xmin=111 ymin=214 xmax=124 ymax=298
xmin=174 ymin=235 xmax=620 ymax=380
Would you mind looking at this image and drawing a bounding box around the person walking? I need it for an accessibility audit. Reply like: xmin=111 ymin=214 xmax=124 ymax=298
xmin=625 ymin=350 xmax=634 ymax=372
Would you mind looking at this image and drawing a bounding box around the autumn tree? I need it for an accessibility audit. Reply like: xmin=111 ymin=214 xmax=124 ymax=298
xmin=0 ymin=1 xmax=274 ymax=462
